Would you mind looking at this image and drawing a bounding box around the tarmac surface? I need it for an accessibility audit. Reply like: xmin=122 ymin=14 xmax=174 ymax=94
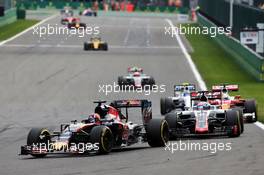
xmin=0 ymin=12 xmax=263 ymax=175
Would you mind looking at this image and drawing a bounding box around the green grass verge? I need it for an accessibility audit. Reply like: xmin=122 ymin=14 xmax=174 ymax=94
xmin=184 ymin=24 xmax=264 ymax=122
xmin=0 ymin=19 xmax=39 ymax=41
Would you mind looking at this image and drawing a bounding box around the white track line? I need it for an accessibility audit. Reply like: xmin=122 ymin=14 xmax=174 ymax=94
xmin=0 ymin=13 xmax=58 ymax=46
xmin=146 ymin=19 xmax=150 ymax=47
xmin=165 ymin=19 xmax=207 ymax=91
xmin=255 ymin=121 xmax=264 ymax=131
xmin=166 ymin=19 xmax=264 ymax=129
xmin=123 ymin=19 xmax=133 ymax=46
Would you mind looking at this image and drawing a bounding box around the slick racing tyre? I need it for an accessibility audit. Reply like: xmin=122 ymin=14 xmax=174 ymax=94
xmin=160 ymin=97 xmax=174 ymax=115
xmin=118 ymin=76 xmax=124 ymax=86
xmin=164 ymin=113 xmax=177 ymax=139
xmin=84 ymin=42 xmax=92 ymax=50
xmin=226 ymin=110 xmax=241 ymax=137
xmin=146 ymin=119 xmax=169 ymax=147
xmin=118 ymin=76 xmax=128 ymax=89
xmin=244 ymin=100 xmax=257 ymax=122
xmin=80 ymin=23 xmax=86 ymax=28
xmin=149 ymin=77 xmax=155 ymax=86
xmin=27 ymin=128 xmax=51 ymax=158
xmin=90 ymin=126 xmax=113 ymax=154
xmin=233 ymin=108 xmax=244 ymax=133
xmin=101 ymin=43 xmax=108 ymax=51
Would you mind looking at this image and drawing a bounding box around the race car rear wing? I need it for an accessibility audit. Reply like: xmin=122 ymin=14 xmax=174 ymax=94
xmin=110 ymin=99 xmax=152 ymax=125
xmin=212 ymin=84 xmax=239 ymax=92
xmin=127 ymin=67 xmax=143 ymax=73
xmin=174 ymin=84 xmax=196 ymax=93
xmin=191 ymin=91 xmax=222 ymax=101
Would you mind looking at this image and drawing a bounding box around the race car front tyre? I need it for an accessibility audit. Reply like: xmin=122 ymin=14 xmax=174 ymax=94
xmin=244 ymin=100 xmax=257 ymax=122
xmin=226 ymin=110 xmax=241 ymax=137
xmin=146 ymin=119 xmax=169 ymax=147
xmin=164 ymin=113 xmax=177 ymax=139
xmin=160 ymin=97 xmax=174 ymax=115
xmin=90 ymin=126 xmax=113 ymax=154
xmin=27 ymin=128 xmax=51 ymax=158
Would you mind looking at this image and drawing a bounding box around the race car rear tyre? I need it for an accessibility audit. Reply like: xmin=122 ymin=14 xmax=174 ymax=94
xmin=102 ymin=43 xmax=108 ymax=51
xmin=118 ymin=76 xmax=124 ymax=86
xmin=244 ymin=100 xmax=257 ymax=122
xmin=84 ymin=42 xmax=92 ymax=50
xmin=160 ymin=97 xmax=174 ymax=115
xmin=238 ymin=108 xmax=244 ymax=133
xmin=164 ymin=113 xmax=177 ymax=139
xmin=80 ymin=23 xmax=86 ymax=28
xmin=226 ymin=110 xmax=241 ymax=137
xmin=232 ymin=108 xmax=244 ymax=133
xmin=94 ymin=12 xmax=97 ymax=16
xmin=149 ymin=77 xmax=155 ymax=85
xmin=67 ymin=23 xmax=73 ymax=29
xmin=146 ymin=119 xmax=169 ymax=147
xmin=27 ymin=128 xmax=51 ymax=158
xmin=90 ymin=126 xmax=113 ymax=154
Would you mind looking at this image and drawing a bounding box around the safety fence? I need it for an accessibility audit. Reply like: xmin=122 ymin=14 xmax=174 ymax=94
xmin=198 ymin=0 xmax=264 ymax=40
xmin=198 ymin=13 xmax=264 ymax=81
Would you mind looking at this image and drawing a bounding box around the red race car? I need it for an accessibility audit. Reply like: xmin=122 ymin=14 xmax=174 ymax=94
xmin=20 ymin=100 xmax=169 ymax=158
xmin=61 ymin=16 xmax=80 ymax=25
xmin=210 ymin=84 xmax=257 ymax=123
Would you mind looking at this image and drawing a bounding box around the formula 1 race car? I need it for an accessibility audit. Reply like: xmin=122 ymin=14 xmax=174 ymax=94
xmin=118 ymin=67 xmax=155 ymax=88
xmin=160 ymin=83 xmax=196 ymax=115
xmin=79 ymin=8 xmax=97 ymax=16
xmin=20 ymin=100 xmax=169 ymax=158
xmin=84 ymin=37 xmax=108 ymax=51
xmin=60 ymin=7 xmax=74 ymax=16
xmin=210 ymin=84 xmax=258 ymax=123
xmin=61 ymin=16 xmax=80 ymax=25
xmin=67 ymin=21 xmax=86 ymax=29
xmin=164 ymin=91 xmax=243 ymax=139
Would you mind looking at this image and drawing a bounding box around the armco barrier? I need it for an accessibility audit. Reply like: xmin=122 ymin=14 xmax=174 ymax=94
xmin=0 ymin=8 xmax=16 ymax=27
xmin=198 ymin=13 xmax=264 ymax=81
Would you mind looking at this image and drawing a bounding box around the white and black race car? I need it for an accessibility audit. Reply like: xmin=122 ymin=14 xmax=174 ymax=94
xmin=79 ymin=8 xmax=97 ymax=17
xmin=118 ymin=67 xmax=155 ymax=88
xmin=160 ymin=83 xmax=196 ymax=115
xmin=164 ymin=91 xmax=243 ymax=139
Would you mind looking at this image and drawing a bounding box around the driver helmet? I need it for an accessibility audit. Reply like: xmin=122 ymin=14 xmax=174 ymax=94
xmin=95 ymin=105 xmax=108 ymax=118
xmin=222 ymin=88 xmax=229 ymax=100
xmin=133 ymin=72 xmax=140 ymax=77
xmin=86 ymin=113 xmax=101 ymax=123
xmin=197 ymin=102 xmax=210 ymax=110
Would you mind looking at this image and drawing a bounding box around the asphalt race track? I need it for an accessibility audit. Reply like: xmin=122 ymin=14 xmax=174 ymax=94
xmin=0 ymin=12 xmax=263 ymax=175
